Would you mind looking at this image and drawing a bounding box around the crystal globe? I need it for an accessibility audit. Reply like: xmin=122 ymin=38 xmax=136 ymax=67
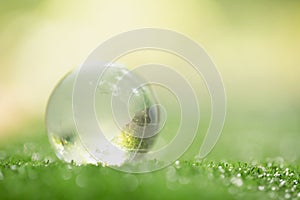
xmin=45 ymin=63 xmax=162 ymax=166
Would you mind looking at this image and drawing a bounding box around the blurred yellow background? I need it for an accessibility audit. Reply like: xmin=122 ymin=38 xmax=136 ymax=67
xmin=0 ymin=0 xmax=299 ymax=160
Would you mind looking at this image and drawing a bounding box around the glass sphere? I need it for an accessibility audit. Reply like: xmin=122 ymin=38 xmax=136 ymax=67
xmin=46 ymin=64 xmax=161 ymax=165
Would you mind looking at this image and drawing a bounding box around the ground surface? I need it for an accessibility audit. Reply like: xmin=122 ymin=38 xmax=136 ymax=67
xmin=0 ymin=122 xmax=299 ymax=200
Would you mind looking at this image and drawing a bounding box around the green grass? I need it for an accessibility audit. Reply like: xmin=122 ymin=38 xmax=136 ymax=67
xmin=0 ymin=122 xmax=299 ymax=200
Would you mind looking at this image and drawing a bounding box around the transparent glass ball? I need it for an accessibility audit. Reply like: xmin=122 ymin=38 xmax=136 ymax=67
xmin=46 ymin=64 xmax=161 ymax=166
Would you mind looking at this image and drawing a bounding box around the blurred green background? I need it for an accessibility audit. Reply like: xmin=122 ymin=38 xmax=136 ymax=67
xmin=0 ymin=0 xmax=299 ymax=163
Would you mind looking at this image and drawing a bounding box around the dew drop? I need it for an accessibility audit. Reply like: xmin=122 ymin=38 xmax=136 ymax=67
xmin=218 ymin=166 xmax=225 ymax=173
xmin=284 ymin=193 xmax=291 ymax=199
xmin=258 ymin=185 xmax=265 ymax=191
xmin=274 ymin=171 xmax=281 ymax=177
xmin=231 ymin=177 xmax=243 ymax=187
xmin=10 ymin=165 xmax=17 ymax=171
xmin=174 ymin=160 xmax=181 ymax=169
xmin=279 ymin=180 xmax=286 ymax=187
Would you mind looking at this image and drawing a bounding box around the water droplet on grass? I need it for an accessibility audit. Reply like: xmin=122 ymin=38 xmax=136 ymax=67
xmin=258 ymin=186 xmax=265 ymax=191
xmin=274 ymin=171 xmax=281 ymax=177
xmin=174 ymin=160 xmax=181 ymax=169
xmin=10 ymin=165 xmax=17 ymax=171
xmin=284 ymin=193 xmax=291 ymax=199
xmin=279 ymin=180 xmax=286 ymax=187
xmin=218 ymin=166 xmax=225 ymax=173
xmin=231 ymin=177 xmax=243 ymax=187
